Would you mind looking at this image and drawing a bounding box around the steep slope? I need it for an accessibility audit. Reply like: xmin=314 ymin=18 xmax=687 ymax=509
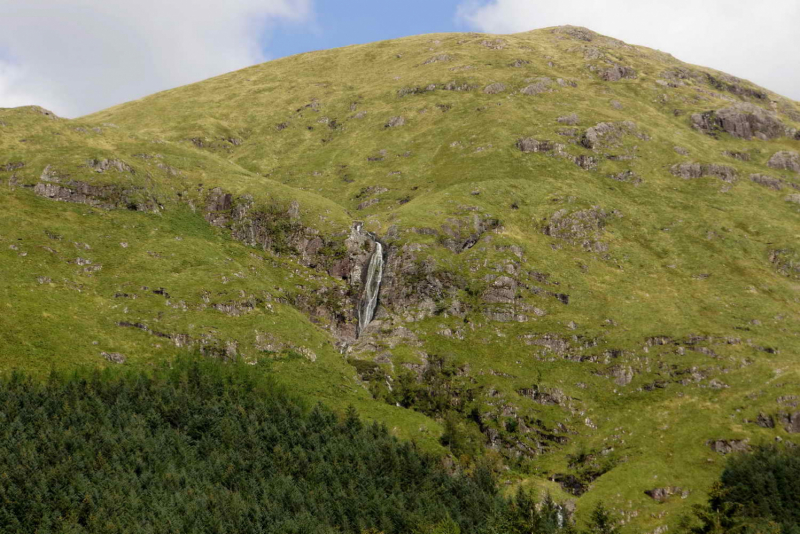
xmin=3 ymin=26 xmax=800 ymax=530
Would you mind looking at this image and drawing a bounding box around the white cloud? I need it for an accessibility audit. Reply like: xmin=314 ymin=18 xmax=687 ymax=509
xmin=457 ymin=0 xmax=800 ymax=101
xmin=0 ymin=0 xmax=312 ymax=117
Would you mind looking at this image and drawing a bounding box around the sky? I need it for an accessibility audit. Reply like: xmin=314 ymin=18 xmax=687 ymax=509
xmin=1 ymin=0 xmax=798 ymax=118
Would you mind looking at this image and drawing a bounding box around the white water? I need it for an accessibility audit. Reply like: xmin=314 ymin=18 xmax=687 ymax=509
xmin=357 ymin=241 xmax=383 ymax=335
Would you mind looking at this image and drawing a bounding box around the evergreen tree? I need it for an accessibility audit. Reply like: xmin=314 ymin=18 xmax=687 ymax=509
xmin=584 ymin=503 xmax=620 ymax=534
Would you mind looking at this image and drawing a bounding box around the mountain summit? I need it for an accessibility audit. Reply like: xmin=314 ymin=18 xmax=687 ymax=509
xmin=2 ymin=26 xmax=799 ymax=530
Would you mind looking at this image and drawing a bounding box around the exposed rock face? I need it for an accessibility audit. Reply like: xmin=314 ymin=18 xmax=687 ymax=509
xmin=100 ymin=352 xmax=126 ymax=364
xmin=521 ymin=78 xmax=552 ymax=95
xmin=580 ymin=121 xmax=646 ymax=150
xmin=610 ymin=170 xmax=642 ymax=184
xmin=202 ymin=188 xmax=407 ymax=341
xmin=518 ymin=386 xmax=570 ymax=406
xmin=691 ymin=103 xmax=785 ymax=140
xmin=1 ymin=162 xmax=25 ymax=172
xmin=422 ymin=54 xmax=452 ymax=65
xmin=480 ymin=39 xmax=506 ymax=50
xmin=767 ymin=151 xmax=800 ymax=173
xmin=750 ymin=174 xmax=784 ymax=190
xmin=439 ymin=214 xmax=501 ymax=253
xmin=385 ymin=116 xmax=406 ymax=128
xmin=600 ymin=65 xmax=637 ymax=82
xmin=670 ymin=162 xmax=737 ymax=182
xmin=557 ymin=113 xmax=580 ymax=126
xmin=778 ymin=412 xmax=800 ymax=433
xmin=755 ymin=412 xmax=775 ymax=428
xmin=707 ymin=439 xmax=749 ymax=454
xmin=521 ymin=334 xmax=571 ymax=356
xmin=516 ymin=138 xmax=598 ymax=170
xmin=770 ymin=249 xmax=800 ymax=279
xmin=34 ymin=165 xmax=159 ymax=211
xmin=483 ymin=276 xmax=517 ymax=305
xmin=117 ymin=321 xmax=238 ymax=360
xmin=483 ymin=83 xmax=506 ymax=94
xmin=87 ymin=158 xmax=134 ymax=173
xmin=645 ymin=487 xmax=687 ymax=502
xmin=705 ymin=73 xmax=767 ymax=100
xmin=357 ymin=198 xmax=380 ymax=210
xmin=553 ymin=25 xmax=597 ymax=42
xmin=379 ymin=243 xmax=459 ymax=322
xmin=543 ymin=207 xmax=610 ymax=252
xmin=26 ymin=105 xmax=59 ymax=119
xmin=443 ymin=81 xmax=478 ymax=92
xmin=608 ymin=365 xmax=634 ymax=386
xmin=517 ymin=138 xmax=555 ymax=153
xmin=722 ymin=151 xmax=750 ymax=162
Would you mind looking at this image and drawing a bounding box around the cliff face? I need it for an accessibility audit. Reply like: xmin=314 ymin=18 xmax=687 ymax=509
xmin=2 ymin=25 xmax=800 ymax=529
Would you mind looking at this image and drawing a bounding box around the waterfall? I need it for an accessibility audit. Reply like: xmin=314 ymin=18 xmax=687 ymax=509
xmin=357 ymin=240 xmax=384 ymax=336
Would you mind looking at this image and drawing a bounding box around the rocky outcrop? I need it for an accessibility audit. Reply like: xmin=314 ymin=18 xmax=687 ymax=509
xmin=483 ymin=276 xmax=517 ymax=305
xmin=86 ymin=158 xmax=134 ymax=173
xmin=543 ymin=207 xmax=610 ymax=252
xmin=517 ymin=138 xmax=555 ymax=153
xmin=557 ymin=113 xmax=580 ymax=126
xmin=553 ymin=25 xmax=597 ymax=42
xmin=750 ymin=174 xmax=784 ymax=190
xmin=691 ymin=103 xmax=785 ymax=140
xmin=518 ymin=386 xmax=571 ymax=407
xmin=480 ymin=275 xmax=542 ymax=323
xmin=610 ymin=170 xmax=642 ymax=184
xmin=34 ymin=165 xmax=159 ymax=212
xmin=442 ymin=81 xmax=478 ymax=92
xmin=670 ymin=162 xmax=737 ymax=182
xmin=580 ymin=121 xmax=647 ymax=150
xmin=205 ymin=185 xmax=501 ymax=337
xmin=379 ymin=243 xmax=463 ymax=322
xmin=385 ymin=116 xmax=406 ymax=128
xmin=722 ymin=151 xmax=750 ymax=162
xmin=117 ymin=321 xmax=238 ymax=361
xmin=517 ymin=138 xmax=598 ymax=170
xmin=769 ymin=249 xmax=800 ymax=279
xmin=600 ymin=65 xmax=637 ymax=82
xmin=1 ymin=162 xmax=24 ymax=172
xmin=778 ymin=412 xmax=800 ymax=433
xmin=705 ymin=73 xmax=767 ymax=100
xmin=100 ymin=352 xmax=126 ymax=364
xmin=754 ymin=413 xmax=775 ymax=428
xmin=607 ymin=365 xmax=634 ymax=386
xmin=480 ymin=39 xmax=506 ymax=50
xmin=203 ymin=189 xmax=379 ymax=338
xmin=707 ymin=439 xmax=749 ymax=454
xmin=439 ymin=214 xmax=501 ymax=253
xmin=521 ymin=78 xmax=552 ymax=95
xmin=645 ymin=487 xmax=688 ymax=502
xmin=483 ymin=83 xmax=506 ymax=94
xmin=767 ymin=151 xmax=800 ymax=173
xmin=422 ymin=54 xmax=452 ymax=65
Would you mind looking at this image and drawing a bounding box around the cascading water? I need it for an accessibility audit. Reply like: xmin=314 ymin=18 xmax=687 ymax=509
xmin=357 ymin=240 xmax=384 ymax=336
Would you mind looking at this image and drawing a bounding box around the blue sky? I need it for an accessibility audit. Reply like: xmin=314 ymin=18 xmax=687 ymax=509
xmin=1 ymin=0 xmax=799 ymax=117
xmin=266 ymin=0 xmax=466 ymax=59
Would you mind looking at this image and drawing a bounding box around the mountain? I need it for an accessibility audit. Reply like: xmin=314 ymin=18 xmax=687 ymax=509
xmin=2 ymin=25 xmax=800 ymax=531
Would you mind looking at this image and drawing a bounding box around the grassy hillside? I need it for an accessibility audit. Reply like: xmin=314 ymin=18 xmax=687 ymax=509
xmin=3 ymin=25 xmax=800 ymax=531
